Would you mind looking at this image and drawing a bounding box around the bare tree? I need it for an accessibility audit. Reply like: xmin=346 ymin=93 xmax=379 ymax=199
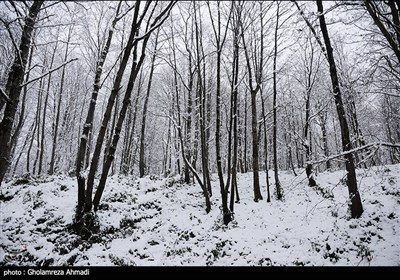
xmin=364 ymin=0 xmax=400 ymax=64
xmin=273 ymin=1 xmax=283 ymax=200
xmin=193 ymin=1 xmax=212 ymax=198
xmin=139 ymin=29 xmax=159 ymax=178
xmin=169 ymin=8 xmax=211 ymax=212
xmin=92 ymin=1 xmax=177 ymax=212
xmin=39 ymin=32 xmax=59 ymax=175
xmin=226 ymin=0 xmax=242 ymax=213
xmin=316 ymin=0 xmax=363 ymax=218
xmin=239 ymin=2 xmax=265 ymax=202
xmin=81 ymin=2 xmax=145 ymax=218
xmin=75 ymin=1 xmax=126 ymax=216
xmin=0 ymin=1 xmax=44 ymax=185
xmin=49 ymin=24 xmax=73 ymax=175
xmin=207 ymin=1 xmax=233 ymax=224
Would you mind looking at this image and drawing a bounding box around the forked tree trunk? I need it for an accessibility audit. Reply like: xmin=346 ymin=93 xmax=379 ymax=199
xmin=83 ymin=3 xmax=143 ymax=213
xmin=92 ymin=1 xmax=176 ymax=211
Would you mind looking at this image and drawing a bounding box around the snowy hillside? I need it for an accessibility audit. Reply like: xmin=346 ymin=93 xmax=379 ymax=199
xmin=1 ymin=165 xmax=399 ymax=266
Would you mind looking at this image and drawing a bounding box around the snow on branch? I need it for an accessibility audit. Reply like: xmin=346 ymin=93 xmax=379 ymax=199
xmin=19 ymin=58 xmax=78 ymax=89
xmin=308 ymin=142 xmax=400 ymax=165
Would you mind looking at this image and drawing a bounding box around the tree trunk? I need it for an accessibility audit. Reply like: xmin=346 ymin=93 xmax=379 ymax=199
xmin=33 ymin=72 xmax=43 ymax=175
xmin=172 ymin=26 xmax=211 ymax=212
xmin=139 ymin=31 xmax=159 ymax=178
xmin=317 ymin=0 xmax=363 ymax=218
xmin=85 ymin=3 xmax=143 ymax=212
xmin=184 ymin=55 xmax=194 ymax=184
xmin=12 ymin=121 xmax=34 ymax=175
xmin=126 ymin=69 xmax=144 ymax=174
xmin=0 ymin=1 xmax=43 ymax=185
xmin=93 ymin=40 xmax=146 ymax=211
xmin=251 ymin=91 xmax=263 ymax=201
xmin=229 ymin=5 xmax=241 ymax=211
xmin=26 ymin=78 xmax=43 ymax=173
xmin=92 ymin=1 xmax=175 ymax=210
xmin=49 ymin=25 xmax=72 ymax=175
xmin=243 ymin=94 xmax=248 ymax=173
xmin=260 ymin=89 xmax=271 ymax=202
xmin=194 ymin=3 xmax=212 ymax=199
xmin=163 ymin=110 xmax=172 ymax=177
xmin=239 ymin=2 xmax=263 ymax=202
xmin=207 ymin=1 xmax=232 ymax=224
xmin=304 ymin=73 xmax=316 ymax=186
xmin=103 ymin=88 xmax=120 ymax=175
xmin=9 ymin=41 xmax=35 ymax=172
xmin=39 ymin=38 xmax=58 ymax=175
xmin=273 ymin=2 xmax=283 ymax=200
xmin=319 ymin=111 xmax=331 ymax=170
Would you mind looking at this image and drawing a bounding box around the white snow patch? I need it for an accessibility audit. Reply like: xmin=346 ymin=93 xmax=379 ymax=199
xmin=1 ymin=165 xmax=399 ymax=266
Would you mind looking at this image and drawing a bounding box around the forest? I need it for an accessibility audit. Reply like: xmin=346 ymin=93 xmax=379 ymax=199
xmin=0 ymin=0 xmax=399 ymax=266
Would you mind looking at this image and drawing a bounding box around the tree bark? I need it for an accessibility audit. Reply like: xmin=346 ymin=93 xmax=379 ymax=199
xmin=84 ymin=2 xmax=143 ymax=212
xmin=39 ymin=38 xmax=58 ymax=175
xmin=273 ymin=2 xmax=283 ymax=200
xmin=239 ymin=2 xmax=263 ymax=202
xmin=126 ymin=69 xmax=145 ymax=174
xmin=260 ymin=89 xmax=271 ymax=202
xmin=139 ymin=31 xmax=159 ymax=178
xmin=0 ymin=1 xmax=43 ymax=185
xmin=92 ymin=1 xmax=176 ymax=211
xmin=303 ymin=50 xmax=316 ymax=187
xmin=194 ymin=2 xmax=212 ymax=199
xmin=229 ymin=3 xmax=241 ymax=212
xmin=172 ymin=27 xmax=211 ymax=212
xmin=93 ymin=40 xmax=144 ymax=211
xmin=320 ymin=112 xmax=331 ymax=170
xmin=9 ymin=41 xmax=35 ymax=172
xmin=207 ymin=1 xmax=232 ymax=224
xmin=49 ymin=25 xmax=72 ymax=175
xmin=317 ymin=0 xmax=363 ymax=218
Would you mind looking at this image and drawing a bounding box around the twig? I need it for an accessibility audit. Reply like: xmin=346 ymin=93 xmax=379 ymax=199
xmin=308 ymin=142 xmax=400 ymax=165
xmin=19 ymin=58 xmax=78 ymax=89
xmin=0 ymin=88 xmax=11 ymax=103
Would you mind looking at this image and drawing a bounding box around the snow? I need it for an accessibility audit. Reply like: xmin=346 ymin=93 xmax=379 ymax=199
xmin=1 ymin=165 xmax=399 ymax=266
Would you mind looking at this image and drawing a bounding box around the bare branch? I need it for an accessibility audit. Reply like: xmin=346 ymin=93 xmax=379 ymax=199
xmin=0 ymin=18 xmax=23 ymax=66
xmin=134 ymin=1 xmax=177 ymax=42
xmin=40 ymin=1 xmax=61 ymax=11
xmin=292 ymin=0 xmax=328 ymax=61
xmin=0 ymin=88 xmax=11 ymax=103
xmin=19 ymin=58 xmax=78 ymax=89
xmin=308 ymin=142 xmax=400 ymax=165
xmin=115 ymin=2 xmax=135 ymax=22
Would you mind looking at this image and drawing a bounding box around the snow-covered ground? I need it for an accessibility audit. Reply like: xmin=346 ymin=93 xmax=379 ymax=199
xmin=1 ymin=164 xmax=399 ymax=266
